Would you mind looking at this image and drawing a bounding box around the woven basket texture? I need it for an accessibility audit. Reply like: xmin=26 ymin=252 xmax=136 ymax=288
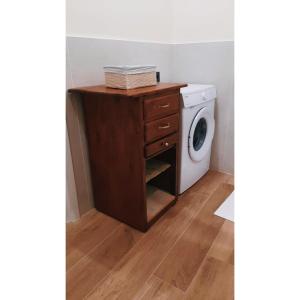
xmin=105 ymin=71 xmax=157 ymax=89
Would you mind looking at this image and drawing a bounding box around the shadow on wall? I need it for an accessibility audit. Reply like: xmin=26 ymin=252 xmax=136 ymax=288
xmin=66 ymin=92 xmax=94 ymax=222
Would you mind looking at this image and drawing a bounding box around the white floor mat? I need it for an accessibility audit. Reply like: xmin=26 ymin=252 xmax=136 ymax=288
xmin=214 ymin=191 xmax=234 ymax=222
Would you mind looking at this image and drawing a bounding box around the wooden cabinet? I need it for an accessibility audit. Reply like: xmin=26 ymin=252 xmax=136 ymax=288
xmin=68 ymin=83 xmax=187 ymax=231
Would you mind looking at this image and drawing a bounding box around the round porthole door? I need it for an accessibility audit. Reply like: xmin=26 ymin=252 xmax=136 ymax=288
xmin=188 ymin=107 xmax=215 ymax=162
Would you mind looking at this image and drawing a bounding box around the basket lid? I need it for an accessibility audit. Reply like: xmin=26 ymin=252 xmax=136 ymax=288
xmin=104 ymin=65 xmax=156 ymax=75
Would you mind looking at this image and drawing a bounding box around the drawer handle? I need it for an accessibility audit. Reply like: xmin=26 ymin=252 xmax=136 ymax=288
xmin=159 ymin=103 xmax=170 ymax=108
xmin=158 ymin=123 xmax=170 ymax=129
xmin=163 ymin=142 xmax=169 ymax=147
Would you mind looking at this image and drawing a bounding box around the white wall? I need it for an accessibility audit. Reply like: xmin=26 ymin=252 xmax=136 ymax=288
xmin=67 ymin=0 xmax=233 ymax=43
xmin=66 ymin=0 xmax=172 ymax=43
xmin=171 ymin=0 xmax=234 ymax=43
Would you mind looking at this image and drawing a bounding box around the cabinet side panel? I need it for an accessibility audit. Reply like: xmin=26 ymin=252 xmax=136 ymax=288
xmin=82 ymin=94 xmax=146 ymax=230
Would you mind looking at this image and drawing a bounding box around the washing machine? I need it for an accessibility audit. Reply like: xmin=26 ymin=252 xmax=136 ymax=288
xmin=179 ymin=84 xmax=216 ymax=194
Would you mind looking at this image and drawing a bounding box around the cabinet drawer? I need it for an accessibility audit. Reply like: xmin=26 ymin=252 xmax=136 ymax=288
xmin=145 ymin=133 xmax=178 ymax=157
xmin=145 ymin=114 xmax=179 ymax=143
xmin=144 ymin=94 xmax=179 ymax=122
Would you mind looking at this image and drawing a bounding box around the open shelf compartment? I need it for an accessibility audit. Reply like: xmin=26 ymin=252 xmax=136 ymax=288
xmin=146 ymin=185 xmax=175 ymax=222
xmin=146 ymin=159 xmax=171 ymax=183
xmin=145 ymin=147 xmax=177 ymax=224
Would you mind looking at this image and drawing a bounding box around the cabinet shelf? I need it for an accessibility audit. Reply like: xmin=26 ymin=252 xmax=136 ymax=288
xmin=146 ymin=159 xmax=171 ymax=183
xmin=146 ymin=185 xmax=175 ymax=222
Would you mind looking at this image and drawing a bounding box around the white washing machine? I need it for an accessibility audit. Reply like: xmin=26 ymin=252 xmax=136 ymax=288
xmin=179 ymin=84 xmax=216 ymax=194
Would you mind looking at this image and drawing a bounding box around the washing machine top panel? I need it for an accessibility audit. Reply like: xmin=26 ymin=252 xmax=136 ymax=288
xmin=180 ymin=84 xmax=216 ymax=108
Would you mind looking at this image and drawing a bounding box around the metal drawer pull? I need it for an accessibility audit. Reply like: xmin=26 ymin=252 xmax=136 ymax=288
xmin=158 ymin=123 xmax=171 ymax=129
xmin=160 ymin=141 xmax=169 ymax=147
xmin=159 ymin=103 xmax=170 ymax=108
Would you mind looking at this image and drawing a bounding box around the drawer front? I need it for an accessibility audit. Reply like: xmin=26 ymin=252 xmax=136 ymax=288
xmin=144 ymin=94 xmax=179 ymax=122
xmin=145 ymin=114 xmax=179 ymax=143
xmin=145 ymin=133 xmax=178 ymax=157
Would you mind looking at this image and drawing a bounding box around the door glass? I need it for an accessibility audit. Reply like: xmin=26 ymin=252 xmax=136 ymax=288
xmin=193 ymin=118 xmax=207 ymax=151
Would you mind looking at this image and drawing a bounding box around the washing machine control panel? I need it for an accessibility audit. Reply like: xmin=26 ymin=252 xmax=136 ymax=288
xmin=181 ymin=85 xmax=216 ymax=108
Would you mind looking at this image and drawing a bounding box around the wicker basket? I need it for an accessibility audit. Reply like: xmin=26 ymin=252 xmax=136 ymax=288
xmin=104 ymin=66 xmax=157 ymax=89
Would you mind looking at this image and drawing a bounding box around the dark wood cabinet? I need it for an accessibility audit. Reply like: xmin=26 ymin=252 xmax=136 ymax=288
xmin=68 ymin=83 xmax=187 ymax=231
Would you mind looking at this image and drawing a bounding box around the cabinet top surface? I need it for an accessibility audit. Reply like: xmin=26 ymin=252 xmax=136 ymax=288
xmin=68 ymin=83 xmax=187 ymax=97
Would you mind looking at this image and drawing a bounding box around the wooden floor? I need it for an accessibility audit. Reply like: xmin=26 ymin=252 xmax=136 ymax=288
xmin=66 ymin=170 xmax=234 ymax=300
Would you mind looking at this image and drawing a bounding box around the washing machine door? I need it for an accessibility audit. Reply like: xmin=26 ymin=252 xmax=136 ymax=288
xmin=188 ymin=107 xmax=215 ymax=162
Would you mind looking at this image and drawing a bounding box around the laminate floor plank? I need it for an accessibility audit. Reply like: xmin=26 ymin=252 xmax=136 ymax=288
xmin=154 ymin=183 xmax=234 ymax=291
xmin=196 ymin=183 xmax=234 ymax=223
xmin=67 ymin=212 xmax=120 ymax=270
xmin=139 ymin=275 xmax=184 ymax=300
xmin=184 ymin=256 xmax=234 ymax=300
xmin=185 ymin=171 xmax=229 ymax=198
xmin=207 ymin=220 xmax=234 ymax=263
xmin=67 ymin=224 xmax=142 ymax=300
xmin=66 ymin=209 xmax=97 ymax=243
xmin=229 ymin=250 xmax=234 ymax=265
xmin=154 ymin=217 xmax=224 ymax=291
xmin=225 ymin=175 xmax=234 ymax=186
xmin=85 ymin=171 xmax=230 ymax=300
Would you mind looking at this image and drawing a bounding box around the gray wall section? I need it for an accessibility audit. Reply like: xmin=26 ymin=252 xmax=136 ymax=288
xmin=67 ymin=37 xmax=234 ymax=176
xmin=67 ymin=37 xmax=172 ymax=87
xmin=171 ymin=42 xmax=234 ymax=174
